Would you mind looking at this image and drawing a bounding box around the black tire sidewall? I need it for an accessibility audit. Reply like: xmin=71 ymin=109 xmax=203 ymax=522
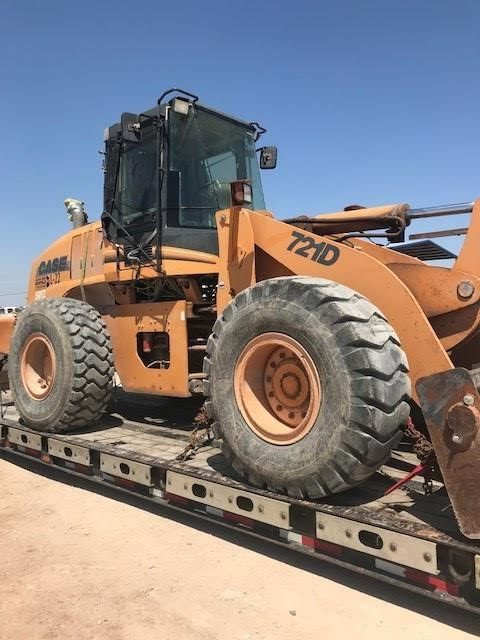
xmin=9 ymin=307 xmax=75 ymax=429
xmin=210 ymin=298 xmax=351 ymax=485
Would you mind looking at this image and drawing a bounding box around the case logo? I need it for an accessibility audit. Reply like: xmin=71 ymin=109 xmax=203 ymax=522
xmin=36 ymin=255 xmax=69 ymax=276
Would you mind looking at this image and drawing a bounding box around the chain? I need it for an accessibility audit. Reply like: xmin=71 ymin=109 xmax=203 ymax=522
xmin=174 ymin=403 xmax=212 ymax=463
xmin=405 ymin=417 xmax=435 ymax=495
xmin=405 ymin=417 xmax=432 ymax=462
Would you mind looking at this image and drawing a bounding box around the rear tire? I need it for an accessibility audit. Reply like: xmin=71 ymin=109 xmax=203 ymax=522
xmin=9 ymin=298 xmax=114 ymax=433
xmin=203 ymin=276 xmax=411 ymax=499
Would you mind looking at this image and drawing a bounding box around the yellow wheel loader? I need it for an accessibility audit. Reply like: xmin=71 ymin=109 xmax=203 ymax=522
xmin=2 ymin=88 xmax=480 ymax=537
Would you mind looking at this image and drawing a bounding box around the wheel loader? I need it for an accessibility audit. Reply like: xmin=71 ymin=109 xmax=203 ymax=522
xmin=2 ymin=88 xmax=480 ymax=537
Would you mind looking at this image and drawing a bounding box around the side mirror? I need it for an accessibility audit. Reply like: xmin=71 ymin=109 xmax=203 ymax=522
xmin=258 ymin=146 xmax=277 ymax=169
xmin=121 ymin=112 xmax=141 ymax=143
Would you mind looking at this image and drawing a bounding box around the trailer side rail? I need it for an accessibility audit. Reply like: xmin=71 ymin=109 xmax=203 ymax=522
xmin=1 ymin=416 xmax=480 ymax=613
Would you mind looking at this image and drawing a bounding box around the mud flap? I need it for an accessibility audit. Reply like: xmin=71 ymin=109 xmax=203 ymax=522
xmin=417 ymin=368 xmax=480 ymax=539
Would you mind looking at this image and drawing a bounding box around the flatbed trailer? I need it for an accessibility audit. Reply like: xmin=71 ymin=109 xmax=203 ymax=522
xmin=1 ymin=388 xmax=480 ymax=614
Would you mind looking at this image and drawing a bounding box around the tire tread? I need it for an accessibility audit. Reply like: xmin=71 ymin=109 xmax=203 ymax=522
xmin=10 ymin=298 xmax=114 ymax=433
xmin=203 ymin=276 xmax=411 ymax=499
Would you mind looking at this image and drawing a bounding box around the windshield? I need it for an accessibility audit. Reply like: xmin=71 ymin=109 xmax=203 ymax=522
xmin=168 ymin=105 xmax=265 ymax=228
xmin=113 ymin=105 xmax=266 ymax=234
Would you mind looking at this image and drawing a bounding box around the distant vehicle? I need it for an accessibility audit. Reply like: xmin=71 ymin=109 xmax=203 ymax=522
xmin=0 ymin=307 xmax=22 ymax=315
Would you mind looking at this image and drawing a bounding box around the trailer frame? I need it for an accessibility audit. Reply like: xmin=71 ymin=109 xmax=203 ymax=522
xmin=1 ymin=390 xmax=480 ymax=614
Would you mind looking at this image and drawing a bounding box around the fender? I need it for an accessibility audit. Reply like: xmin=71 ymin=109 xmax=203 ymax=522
xmin=0 ymin=314 xmax=17 ymax=355
xmin=216 ymin=208 xmax=452 ymax=399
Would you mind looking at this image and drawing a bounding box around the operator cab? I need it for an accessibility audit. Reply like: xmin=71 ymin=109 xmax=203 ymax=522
xmin=102 ymin=90 xmax=276 ymax=262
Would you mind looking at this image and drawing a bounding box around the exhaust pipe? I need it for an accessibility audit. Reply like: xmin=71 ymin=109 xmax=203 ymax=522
xmin=64 ymin=198 xmax=88 ymax=229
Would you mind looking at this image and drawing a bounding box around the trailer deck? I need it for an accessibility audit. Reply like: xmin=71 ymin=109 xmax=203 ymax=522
xmin=1 ymin=388 xmax=480 ymax=613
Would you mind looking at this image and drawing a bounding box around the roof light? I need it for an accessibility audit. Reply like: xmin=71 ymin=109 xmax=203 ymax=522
xmin=172 ymin=98 xmax=190 ymax=116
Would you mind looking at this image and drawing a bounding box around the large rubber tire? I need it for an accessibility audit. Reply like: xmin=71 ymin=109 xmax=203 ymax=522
xmin=9 ymin=298 xmax=114 ymax=433
xmin=204 ymin=276 xmax=411 ymax=499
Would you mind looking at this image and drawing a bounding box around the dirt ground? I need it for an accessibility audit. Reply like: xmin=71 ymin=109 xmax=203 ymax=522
xmin=0 ymin=455 xmax=478 ymax=640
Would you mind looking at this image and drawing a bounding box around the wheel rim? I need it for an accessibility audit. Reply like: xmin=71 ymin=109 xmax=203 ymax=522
xmin=20 ymin=333 xmax=56 ymax=400
xmin=234 ymin=332 xmax=321 ymax=445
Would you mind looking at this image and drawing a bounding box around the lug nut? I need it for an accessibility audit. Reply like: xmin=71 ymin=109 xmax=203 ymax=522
xmin=463 ymin=394 xmax=475 ymax=406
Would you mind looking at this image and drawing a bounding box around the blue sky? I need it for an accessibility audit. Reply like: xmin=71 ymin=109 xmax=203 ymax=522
xmin=1 ymin=0 xmax=479 ymax=305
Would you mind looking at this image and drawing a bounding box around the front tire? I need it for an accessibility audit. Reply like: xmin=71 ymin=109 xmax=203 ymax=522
xmin=204 ymin=277 xmax=411 ymax=499
xmin=9 ymin=298 xmax=114 ymax=432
